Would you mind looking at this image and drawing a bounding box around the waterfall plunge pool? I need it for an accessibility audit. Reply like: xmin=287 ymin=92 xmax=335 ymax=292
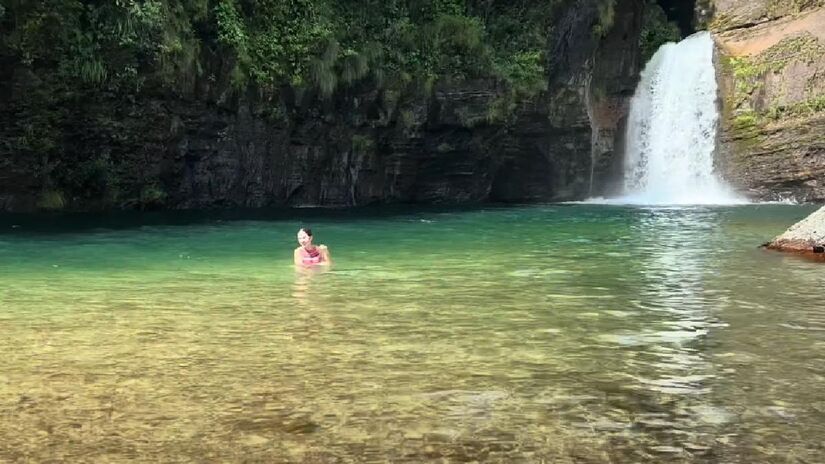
xmin=1 ymin=204 xmax=823 ymax=462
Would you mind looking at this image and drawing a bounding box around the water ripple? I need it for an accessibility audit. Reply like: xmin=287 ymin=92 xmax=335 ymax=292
xmin=1 ymin=205 xmax=823 ymax=462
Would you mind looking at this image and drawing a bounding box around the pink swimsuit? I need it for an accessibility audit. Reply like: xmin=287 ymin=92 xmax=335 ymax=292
xmin=301 ymin=247 xmax=323 ymax=265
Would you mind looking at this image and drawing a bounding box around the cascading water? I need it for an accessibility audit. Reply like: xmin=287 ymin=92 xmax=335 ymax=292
xmin=619 ymin=31 xmax=744 ymax=205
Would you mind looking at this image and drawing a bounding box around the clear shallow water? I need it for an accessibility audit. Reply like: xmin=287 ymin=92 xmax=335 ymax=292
xmin=1 ymin=204 xmax=823 ymax=463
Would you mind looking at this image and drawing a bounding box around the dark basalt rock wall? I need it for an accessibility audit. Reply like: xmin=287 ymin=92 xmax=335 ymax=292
xmin=587 ymin=0 xmax=645 ymax=198
xmin=0 ymin=0 xmax=645 ymax=212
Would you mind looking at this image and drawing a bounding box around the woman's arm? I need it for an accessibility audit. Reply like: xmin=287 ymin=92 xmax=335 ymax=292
xmin=294 ymin=248 xmax=303 ymax=266
xmin=319 ymin=245 xmax=332 ymax=265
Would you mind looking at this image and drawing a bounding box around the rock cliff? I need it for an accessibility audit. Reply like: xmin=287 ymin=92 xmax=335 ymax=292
xmin=712 ymin=1 xmax=825 ymax=202
xmin=0 ymin=0 xmax=645 ymax=212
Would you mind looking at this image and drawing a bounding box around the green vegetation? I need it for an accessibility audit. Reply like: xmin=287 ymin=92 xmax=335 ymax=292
xmin=1 ymin=0 xmax=204 ymax=91
xmin=639 ymin=2 xmax=681 ymax=62
xmin=759 ymin=33 xmax=825 ymax=72
xmin=1 ymin=0 xmax=565 ymax=97
xmin=1 ymin=0 xmax=580 ymax=207
xmin=725 ymin=55 xmax=762 ymax=105
xmin=455 ymin=106 xmax=484 ymax=127
xmin=728 ymin=109 xmax=766 ymax=153
xmin=398 ymin=108 xmax=417 ymax=130
xmin=486 ymin=94 xmax=518 ymax=124
xmin=708 ymin=13 xmax=734 ymax=32
xmin=60 ymin=156 xmax=118 ymax=201
xmin=723 ymin=33 xmax=825 ymax=130
xmin=732 ymin=110 xmax=758 ymax=130
xmin=36 ymin=189 xmax=66 ymax=210
xmin=140 ymin=184 xmax=167 ymax=207
xmin=693 ymin=0 xmax=714 ymax=30
xmin=767 ymin=0 xmax=825 ymax=17
xmin=351 ymin=134 xmax=374 ymax=154
xmin=721 ymin=30 xmax=825 ymax=158
xmin=436 ymin=142 xmax=454 ymax=153
xmin=592 ymin=0 xmax=616 ymax=38
xmin=765 ymin=95 xmax=825 ymax=121
xmin=723 ymin=33 xmax=824 ymax=88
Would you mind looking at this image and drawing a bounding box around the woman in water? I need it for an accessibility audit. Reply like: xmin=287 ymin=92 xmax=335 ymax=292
xmin=294 ymin=227 xmax=331 ymax=267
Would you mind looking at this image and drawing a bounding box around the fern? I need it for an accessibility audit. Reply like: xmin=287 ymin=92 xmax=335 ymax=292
xmin=310 ymin=58 xmax=337 ymax=98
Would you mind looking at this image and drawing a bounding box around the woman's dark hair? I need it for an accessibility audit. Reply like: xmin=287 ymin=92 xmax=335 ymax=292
xmin=299 ymin=227 xmax=313 ymax=237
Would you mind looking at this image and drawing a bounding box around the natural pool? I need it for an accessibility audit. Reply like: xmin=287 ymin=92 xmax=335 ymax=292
xmin=1 ymin=204 xmax=823 ymax=463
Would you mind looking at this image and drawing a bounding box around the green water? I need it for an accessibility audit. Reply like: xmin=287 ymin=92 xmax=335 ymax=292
xmin=1 ymin=204 xmax=823 ymax=463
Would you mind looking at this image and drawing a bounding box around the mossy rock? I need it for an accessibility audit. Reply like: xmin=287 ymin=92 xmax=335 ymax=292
xmin=36 ymin=190 xmax=66 ymax=210
xmin=140 ymin=184 xmax=167 ymax=207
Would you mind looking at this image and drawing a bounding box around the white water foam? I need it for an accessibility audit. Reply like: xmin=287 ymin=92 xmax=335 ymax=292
xmin=603 ymin=32 xmax=747 ymax=205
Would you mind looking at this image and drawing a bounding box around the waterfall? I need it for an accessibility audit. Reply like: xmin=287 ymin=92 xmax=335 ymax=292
xmin=619 ymin=31 xmax=744 ymax=205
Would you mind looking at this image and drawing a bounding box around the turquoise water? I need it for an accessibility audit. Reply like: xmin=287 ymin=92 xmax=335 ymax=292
xmin=1 ymin=204 xmax=823 ymax=462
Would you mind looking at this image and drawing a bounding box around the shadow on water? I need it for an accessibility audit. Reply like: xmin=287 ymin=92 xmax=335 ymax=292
xmin=0 ymin=203 xmax=534 ymax=235
xmin=0 ymin=201 xmax=639 ymax=236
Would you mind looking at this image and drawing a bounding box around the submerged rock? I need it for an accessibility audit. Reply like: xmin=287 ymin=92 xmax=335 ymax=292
xmin=765 ymin=206 xmax=825 ymax=256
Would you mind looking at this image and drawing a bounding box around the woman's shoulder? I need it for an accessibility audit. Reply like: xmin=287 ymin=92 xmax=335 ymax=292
xmin=317 ymin=244 xmax=328 ymax=250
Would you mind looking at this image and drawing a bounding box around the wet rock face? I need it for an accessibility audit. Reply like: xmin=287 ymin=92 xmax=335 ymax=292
xmin=120 ymin=84 xmax=566 ymax=209
xmin=712 ymin=3 xmax=825 ymax=202
xmin=0 ymin=0 xmax=644 ymax=212
xmin=586 ymin=0 xmax=644 ymax=197
xmin=766 ymin=205 xmax=825 ymax=256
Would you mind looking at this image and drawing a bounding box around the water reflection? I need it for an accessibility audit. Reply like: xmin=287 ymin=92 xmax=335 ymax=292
xmin=291 ymin=265 xmax=331 ymax=308
xmin=1 ymin=205 xmax=824 ymax=462
xmin=584 ymin=208 xmax=727 ymax=457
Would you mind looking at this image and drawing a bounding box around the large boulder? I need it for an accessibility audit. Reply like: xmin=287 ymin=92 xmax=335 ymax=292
xmin=766 ymin=205 xmax=825 ymax=255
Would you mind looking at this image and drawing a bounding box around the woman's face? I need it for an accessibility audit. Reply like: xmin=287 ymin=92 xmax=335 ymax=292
xmin=297 ymin=230 xmax=313 ymax=248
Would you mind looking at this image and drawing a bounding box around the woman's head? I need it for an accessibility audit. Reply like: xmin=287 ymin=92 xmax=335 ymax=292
xmin=297 ymin=228 xmax=313 ymax=248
